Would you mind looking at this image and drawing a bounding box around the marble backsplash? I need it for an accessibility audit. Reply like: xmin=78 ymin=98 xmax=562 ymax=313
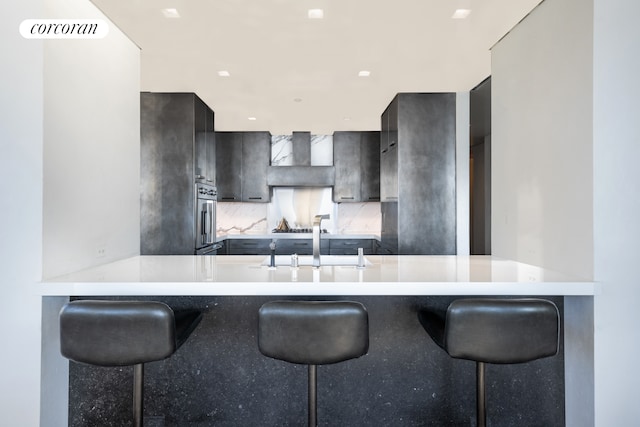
xmin=216 ymin=134 xmax=381 ymax=236
xmin=271 ymin=134 xmax=333 ymax=166
xmin=217 ymin=199 xmax=381 ymax=235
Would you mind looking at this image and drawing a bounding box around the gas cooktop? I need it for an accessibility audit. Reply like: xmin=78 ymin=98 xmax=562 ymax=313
xmin=271 ymin=228 xmax=328 ymax=234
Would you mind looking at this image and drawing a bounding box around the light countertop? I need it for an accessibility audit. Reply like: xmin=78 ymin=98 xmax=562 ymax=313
xmin=216 ymin=233 xmax=380 ymax=241
xmin=41 ymin=255 xmax=597 ymax=297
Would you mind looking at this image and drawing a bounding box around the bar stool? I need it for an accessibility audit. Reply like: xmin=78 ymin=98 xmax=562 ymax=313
xmin=418 ymin=298 xmax=559 ymax=427
xmin=59 ymin=300 xmax=203 ymax=427
xmin=258 ymin=300 xmax=369 ymax=427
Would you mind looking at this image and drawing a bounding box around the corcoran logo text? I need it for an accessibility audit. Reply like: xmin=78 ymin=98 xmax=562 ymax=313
xmin=20 ymin=19 xmax=109 ymax=39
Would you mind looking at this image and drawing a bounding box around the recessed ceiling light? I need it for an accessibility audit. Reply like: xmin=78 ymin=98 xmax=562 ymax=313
xmin=358 ymin=70 xmax=371 ymax=77
xmin=308 ymin=9 xmax=324 ymax=19
xmin=218 ymin=70 xmax=230 ymax=77
xmin=161 ymin=8 xmax=180 ymax=18
xmin=452 ymin=9 xmax=471 ymax=19
xmin=343 ymin=117 xmax=351 ymax=121
xmin=293 ymin=98 xmax=303 ymax=103
xmin=248 ymin=117 xmax=257 ymax=121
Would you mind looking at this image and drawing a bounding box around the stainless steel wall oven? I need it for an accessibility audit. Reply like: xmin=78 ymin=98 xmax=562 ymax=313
xmin=195 ymin=183 xmax=221 ymax=254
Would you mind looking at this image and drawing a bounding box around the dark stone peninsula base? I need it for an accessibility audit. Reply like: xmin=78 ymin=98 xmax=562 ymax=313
xmin=69 ymin=296 xmax=564 ymax=426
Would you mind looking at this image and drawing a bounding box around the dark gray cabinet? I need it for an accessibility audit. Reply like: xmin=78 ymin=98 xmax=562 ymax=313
xmin=380 ymin=100 xmax=399 ymax=201
xmin=216 ymin=131 xmax=271 ymax=202
xmin=241 ymin=132 xmax=271 ymax=202
xmin=140 ymin=92 xmax=215 ymax=255
xmin=222 ymin=237 xmax=330 ymax=255
xmin=215 ymin=132 xmax=242 ymax=201
xmin=333 ymin=131 xmax=380 ymax=202
xmin=328 ymin=239 xmax=375 ymax=255
xmin=194 ymin=96 xmax=215 ymax=184
xmin=227 ymin=239 xmax=272 ymax=255
xmin=380 ymin=93 xmax=457 ymax=255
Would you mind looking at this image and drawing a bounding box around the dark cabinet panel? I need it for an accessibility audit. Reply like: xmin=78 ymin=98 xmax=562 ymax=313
xmin=222 ymin=238 xmax=331 ymax=255
xmin=215 ymin=132 xmax=243 ymax=201
xmin=241 ymin=132 xmax=271 ymax=202
xmin=380 ymin=93 xmax=456 ymax=255
xmin=227 ymin=239 xmax=271 ymax=255
xmin=140 ymin=92 xmax=215 ymax=255
xmin=380 ymin=100 xmax=398 ymax=201
xmin=216 ymin=132 xmax=271 ymax=202
xmin=333 ymin=131 xmax=380 ymax=202
xmin=194 ymin=96 xmax=215 ymax=184
xmin=360 ymin=131 xmax=381 ymax=201
xmin=333 ymin=132 xmax=361 ymax=201
xmin=275 ymin=239 xmax=329 ymax=255
xmin=276 ymin=239 xmax=310 ymax=255
xmin=328 ymin=239 xmax=374 ymax=255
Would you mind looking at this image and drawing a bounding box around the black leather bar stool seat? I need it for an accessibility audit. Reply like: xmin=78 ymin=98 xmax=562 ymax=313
xmin=418 ymin=298 xmax=559 ymax=427
xmin=59 ymin=300 xmax=203 ymax=427
xmin=258 ymin=300 xmax=369 ymax=427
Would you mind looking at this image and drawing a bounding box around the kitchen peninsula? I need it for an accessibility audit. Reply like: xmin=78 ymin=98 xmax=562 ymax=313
xmin=42 ymin=256 xmax=593 ymax=426
xmin=42 ymin=255 xmax=594 ymax=296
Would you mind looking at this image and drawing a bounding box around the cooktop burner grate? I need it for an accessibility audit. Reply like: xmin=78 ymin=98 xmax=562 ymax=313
xmin=271 ymin=228 xmax=328 ymax=234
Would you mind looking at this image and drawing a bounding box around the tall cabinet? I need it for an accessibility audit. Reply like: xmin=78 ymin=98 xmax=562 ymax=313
xmin=140 ymin=92 xmax=215 ymax=254
xmin=380 ymin=93 xmax=457 ymax=255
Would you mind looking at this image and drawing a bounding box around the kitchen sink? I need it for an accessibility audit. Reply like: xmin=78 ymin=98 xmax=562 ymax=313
xmin=261 ymin=255 xmax=372 ymax=267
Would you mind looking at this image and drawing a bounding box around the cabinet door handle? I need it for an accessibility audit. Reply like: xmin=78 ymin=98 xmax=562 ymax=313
xmin=340 ymin=196 xmax=355 ymax=200
xmin=221 ymin=197 xmax=237 ymax=201
xmin=248 ymin=197 xmax=263 ymax=200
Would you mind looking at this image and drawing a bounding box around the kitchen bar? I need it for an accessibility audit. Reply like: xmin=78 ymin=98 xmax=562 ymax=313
xmin=41 ymin=255 xmax=594 ymax=426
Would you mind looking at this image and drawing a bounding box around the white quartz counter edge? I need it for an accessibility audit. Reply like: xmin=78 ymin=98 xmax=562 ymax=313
xmin=40 ymin=255 xmax=597 ymax=297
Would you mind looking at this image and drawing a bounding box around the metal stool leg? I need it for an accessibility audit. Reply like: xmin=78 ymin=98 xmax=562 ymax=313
xmin=308 ymin=364 xmax=317 ymax=427
xmin=477 ymin=361 xmax=486 ymax=427
xmin=133 ymin=363 xmax=144 ymax=427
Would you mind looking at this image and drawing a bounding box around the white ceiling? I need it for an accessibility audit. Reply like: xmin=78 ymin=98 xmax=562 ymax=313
xmin=91 ymin=0 xmax=541 ymax=135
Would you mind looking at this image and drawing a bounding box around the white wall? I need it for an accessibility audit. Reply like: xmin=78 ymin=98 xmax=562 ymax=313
xmin=38 ymin=1 xmax=140 ymax=425
xmin=0 ymin=1 xmax=44 ymax=425
xmin=491 ymin=0 xmax=595 ymax=425
xmin=592 ymin=0 xmax=640 ymax=424
xmin=0 ymin=0 xmax=142 ymax=425
xmin=491 ymin=0 xmax=593 ymax=279
xmin=493 ymin=0 xmax=640 ymax=424
xmin=42 ymin=0 xmax=141 ymax=279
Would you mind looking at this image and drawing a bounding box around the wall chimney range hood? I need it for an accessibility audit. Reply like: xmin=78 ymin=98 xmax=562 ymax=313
xmin=267 ymin=131 xmax=335 ymax=187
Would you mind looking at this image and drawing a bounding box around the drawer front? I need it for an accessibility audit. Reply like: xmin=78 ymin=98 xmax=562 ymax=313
xmin=228 ymin=239 xmax=271 ymax=255
xmin=329 ymin=239 xmax=374 ymax=255
xmin=274 ymin=239 xmax=329 ymax=255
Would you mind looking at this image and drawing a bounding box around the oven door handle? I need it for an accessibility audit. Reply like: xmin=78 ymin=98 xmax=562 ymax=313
xmin=205 ymin=200 xmax=214 ymax=244
xmin=201 ymin=208 xmax=208 ymax=245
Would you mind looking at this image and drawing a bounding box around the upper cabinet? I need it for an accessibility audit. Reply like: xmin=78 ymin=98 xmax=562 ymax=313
xmin=216 ymin=131 xmax=271 ymax=202
xmin=215 ymin=132 xmax=242 ymax=201
xmin=380 ymin=100 xmax=398 ymax=201
xmin=194 ymin=95 xmax=215 ymax=184
xmin=333 ymin=131 xmax=380 ymax=202
xmin=241 ymin=132 xmax=271 ymax=202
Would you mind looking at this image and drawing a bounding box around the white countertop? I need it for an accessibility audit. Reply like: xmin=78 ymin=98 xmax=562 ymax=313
xmin=217 ymin=233 xmax=380 ymax=241
xmin=40 ymin=255 xmax=597 ymax=296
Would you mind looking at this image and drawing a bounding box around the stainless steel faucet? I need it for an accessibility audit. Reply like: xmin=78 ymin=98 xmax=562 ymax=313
xmin=312 ymin=214 xmax=329 ymax=268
